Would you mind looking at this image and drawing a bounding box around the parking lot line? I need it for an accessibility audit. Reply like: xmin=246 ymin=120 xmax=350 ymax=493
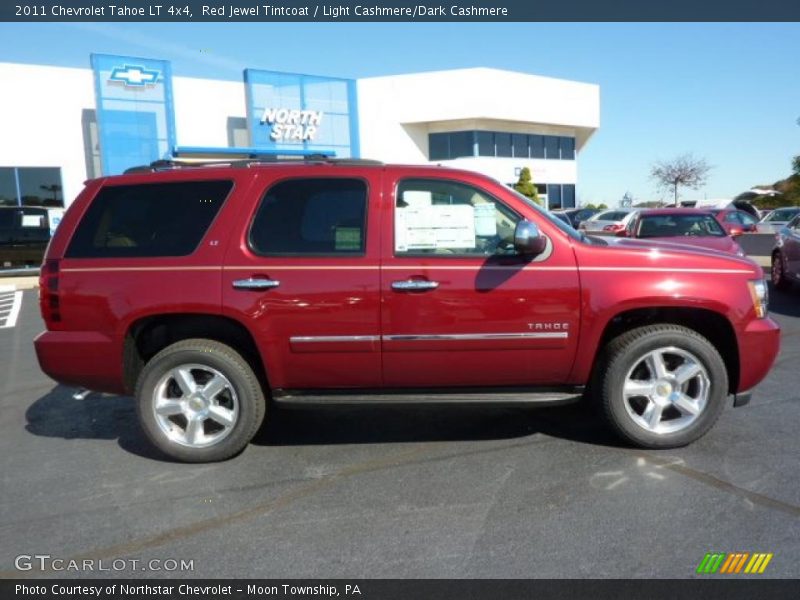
xmin=0 ymin=288 xmax=22 ymax=329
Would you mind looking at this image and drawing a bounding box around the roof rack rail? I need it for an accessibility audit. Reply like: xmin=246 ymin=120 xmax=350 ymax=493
xmin=123 ymin=155 xmax=384 ymax=174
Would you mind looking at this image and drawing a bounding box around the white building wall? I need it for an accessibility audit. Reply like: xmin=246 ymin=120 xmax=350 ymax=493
xmin=0 ymin=63 xmax=599 ymax=207
xmin=357 ymin=67 xmax=599 ymax=188
xmin=0 ymin=63 xmax=95 ymax=206
xmin=172 ymin=77 xmax=247 ymax=148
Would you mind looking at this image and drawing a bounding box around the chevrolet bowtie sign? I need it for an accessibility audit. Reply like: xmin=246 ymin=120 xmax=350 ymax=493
xmin=109 ymin=65 xmax=160 ymax=87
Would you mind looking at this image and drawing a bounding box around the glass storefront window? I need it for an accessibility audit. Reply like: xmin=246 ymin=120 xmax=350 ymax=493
xmin=427 ymin=132 xmax=575 ymax=162
xmin=0 ymin=167 xmax=64 ymax=207
xmin=0 ymin=168 xmax=17 ymax=207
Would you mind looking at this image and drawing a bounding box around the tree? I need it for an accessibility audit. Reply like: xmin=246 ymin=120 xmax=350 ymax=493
xmin=513 ymin=167 xmax=541 ymax=205
xmin=597 ymin=203 xmax=608 ymax=209
xmin=792 ymin=155 xmax=800 ymax=177
xmin=650 ymin=154 xmax=712 ymax=206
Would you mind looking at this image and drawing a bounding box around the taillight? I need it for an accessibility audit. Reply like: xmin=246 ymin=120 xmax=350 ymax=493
xmin=603 ymin=223 xmax=624 ymax=232
xmin=39 ymin=258 xmax=61 ymax=326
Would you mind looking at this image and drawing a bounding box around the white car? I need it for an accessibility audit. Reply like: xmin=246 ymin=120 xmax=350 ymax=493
xmin=757 ymin=207 xmax=800 ymax=233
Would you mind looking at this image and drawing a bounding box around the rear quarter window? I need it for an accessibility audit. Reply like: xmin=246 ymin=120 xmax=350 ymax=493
xmin=66 ymin=180 xmax=232 ymax=258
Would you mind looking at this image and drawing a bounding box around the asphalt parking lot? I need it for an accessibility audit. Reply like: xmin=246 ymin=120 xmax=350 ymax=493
xmin=0 ymin=285 xmax=798 ymax=579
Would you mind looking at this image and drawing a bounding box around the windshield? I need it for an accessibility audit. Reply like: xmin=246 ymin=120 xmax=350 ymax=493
xmin=635 ymin=213 xmax=725 ymax=238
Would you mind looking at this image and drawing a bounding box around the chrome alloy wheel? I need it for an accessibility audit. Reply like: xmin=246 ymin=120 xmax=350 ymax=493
xmin=152 ymin=364 xmax=239 ymax=448
xmin=622 ymin=346 xmax=710 ymax=435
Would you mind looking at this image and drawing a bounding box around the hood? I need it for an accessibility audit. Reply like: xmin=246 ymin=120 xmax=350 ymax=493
xmin=597 ymin=236 xmax=752 ymax=263
xmin=627 ymin=235 xmax=742 ymax=255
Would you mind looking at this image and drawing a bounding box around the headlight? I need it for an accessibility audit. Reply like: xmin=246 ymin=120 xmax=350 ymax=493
xmin=748 ymin=279 xmax=768 ymax=318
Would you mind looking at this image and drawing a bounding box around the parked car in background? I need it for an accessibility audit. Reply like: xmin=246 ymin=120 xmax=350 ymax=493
xmin=551 ymin=211 xmax=574 ymax=227
xmin=771 ymin=214 xmax=800 ymax=291
xmin=757 ymin=207 xmax=800 ymax=234
xmin=626 ymin=209 xmax=746 ymax=256
xmin=0 ymin=206 xmax=51 ymax=268
xmin=578 ymin=209 xmax=635 ymax=236
xmin=553 ymin=208 xmax=601 ymax=229
xmin=709 ymin=208 xmax=758 ymax=237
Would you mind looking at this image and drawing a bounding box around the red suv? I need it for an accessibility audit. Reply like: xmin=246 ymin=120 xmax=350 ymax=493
xmin=34 ymin=160 xmax=780 ymax=462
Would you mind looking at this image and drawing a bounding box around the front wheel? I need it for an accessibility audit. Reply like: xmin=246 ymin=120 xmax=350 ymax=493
xmin=135 ymin=339 xmax=266 ymax=462
xmin=599 ymin=325 xmax=728 ymax=449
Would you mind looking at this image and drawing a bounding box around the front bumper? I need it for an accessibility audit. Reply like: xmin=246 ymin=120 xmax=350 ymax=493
xmin=736 ymin=316 xmax=781 ymax=393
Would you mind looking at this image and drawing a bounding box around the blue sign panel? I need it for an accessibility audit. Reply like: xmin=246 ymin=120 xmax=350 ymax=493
xmin=245 ymin=70 xmax=359 ymax=158
xmin=90 ymin=54 xmax=176 ymax=175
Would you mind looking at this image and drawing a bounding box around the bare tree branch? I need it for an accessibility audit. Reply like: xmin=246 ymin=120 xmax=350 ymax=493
xmin=650 ymin=154 xmax=712 ymax=206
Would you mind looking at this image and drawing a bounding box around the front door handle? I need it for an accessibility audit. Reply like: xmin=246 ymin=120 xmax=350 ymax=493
xmin=391 ymin=279 xmax=439 ymax=291
xmin=232 ymin=278 xmax=280 ymax=290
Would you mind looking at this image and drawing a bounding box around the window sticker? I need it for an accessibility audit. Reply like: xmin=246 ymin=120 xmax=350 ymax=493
xmin=21 ymin=215 xmax=45 ymax=228
xmin=474 ymin=203 xmax=497 ymax=236
xmin=396 ymin=205 xmax=476 ymax=251
xmin=335 ymin=227 xmax=362 ymax=251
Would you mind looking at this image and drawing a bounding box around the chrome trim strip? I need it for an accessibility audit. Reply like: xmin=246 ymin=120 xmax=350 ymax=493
xmin=383 ymin=332 xmax=568 ymax=341
xmin=290 ymin=335 xmax=380 ymax=343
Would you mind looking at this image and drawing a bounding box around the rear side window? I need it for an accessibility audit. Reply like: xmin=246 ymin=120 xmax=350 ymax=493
xmin=249 ymin=178 xmax=367 ymax=256
xmin=66 ymin=180 xmax=232 ymax=258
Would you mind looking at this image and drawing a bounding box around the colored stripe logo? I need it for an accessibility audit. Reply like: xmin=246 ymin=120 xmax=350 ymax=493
xmin=696 ymin=552 xmax=773 ymax=574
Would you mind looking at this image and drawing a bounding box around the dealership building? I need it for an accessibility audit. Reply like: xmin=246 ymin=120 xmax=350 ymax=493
xmin=0 ymin=57 xmax=599 ymax=210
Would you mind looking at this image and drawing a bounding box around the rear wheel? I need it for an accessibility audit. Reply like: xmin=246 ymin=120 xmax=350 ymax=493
xmin=599 ymin=325 xmax=728 ymax=449
xmin=771 ymin=251 xmax=790 ymax=291
xmin=135 ymin=339 xmax=266 ymax=462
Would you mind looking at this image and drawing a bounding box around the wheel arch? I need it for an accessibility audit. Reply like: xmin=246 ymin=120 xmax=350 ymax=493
xmin=123 ymin=313 xmax=268 ymax=395
xmin=587 ymin=307 xmax=739 ymax=395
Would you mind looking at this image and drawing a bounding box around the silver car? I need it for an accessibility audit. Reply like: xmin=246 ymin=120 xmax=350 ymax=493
xmin=578 ymin=209 xmax=636 ymax=236
xmin=757 ymin=207 xmax=800 ymax=233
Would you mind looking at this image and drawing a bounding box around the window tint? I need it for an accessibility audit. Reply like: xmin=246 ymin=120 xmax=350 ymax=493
xmin=0 ymin=168 xmax=17 ymax=207
xmin=529 ymin=135 xmax=545 ymax=159
xmin=0 ymin=209 xmax=15 ymax=228
xmin=250 ymin=178 xmax=367 ymax=256
xmin=395 ymin=179 xmax=520 ymax=257
xmin=428 ymin=133 xmax=449 ymax=161
xmin=512 ymin=134 xmax=528 ymax=158
xmin=476 ymin=131 xmax=494 ymax=156
xmin=544 ymin=136 xmax=560 ymax=159
xmin=495 ymin=133 xmax=512 ymax=157
xmin=66 ymin=180 xmax=231 ymax=258
xmin=560 ymin=137 xmax=576 ymax=160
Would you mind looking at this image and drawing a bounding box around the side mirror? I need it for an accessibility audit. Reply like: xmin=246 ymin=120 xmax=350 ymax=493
xmin=514 ymin=219 xmax=547 ymax=256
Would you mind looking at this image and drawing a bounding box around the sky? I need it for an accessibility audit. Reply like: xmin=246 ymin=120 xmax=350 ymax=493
xmin=1 ymin=22 xmax=799 ymax=205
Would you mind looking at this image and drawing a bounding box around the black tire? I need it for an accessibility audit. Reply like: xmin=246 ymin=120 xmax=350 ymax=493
xmin=135 ymin=339 xmax=266 ymax=463
xmin=599 ymin=324 xmax=728 ymax=449
xmin=771 ymin=251 xmax=790 ymax=291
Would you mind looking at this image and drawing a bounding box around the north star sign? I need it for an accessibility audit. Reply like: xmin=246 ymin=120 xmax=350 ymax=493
xmin=260 ymin=108 xmax=323 ymax=142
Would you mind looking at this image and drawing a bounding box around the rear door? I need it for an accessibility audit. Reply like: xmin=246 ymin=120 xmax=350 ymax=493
xmin=222 ymin=169 xmax=382 ymax=391
xmin=379 ymin=171 xmax=581 ymax=388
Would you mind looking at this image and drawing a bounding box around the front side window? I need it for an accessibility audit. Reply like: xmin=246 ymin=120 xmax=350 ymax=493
xmin=67 ymin=180 xmax=231 ymax=258
xmin=394 ymin=179 xmax=520 ymax=257
xmin=250 ymin=178 xmax=367 ymax=256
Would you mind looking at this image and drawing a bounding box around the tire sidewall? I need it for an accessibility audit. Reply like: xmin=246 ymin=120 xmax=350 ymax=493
xmin=603 ymin=328 xmax=728 ymax=448
xmin=136 ymin=343 xmax=263 ymax=462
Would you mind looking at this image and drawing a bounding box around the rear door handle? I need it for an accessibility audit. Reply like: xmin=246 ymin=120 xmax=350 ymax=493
xmin=391 ymin=279 xmax=439 ymax=291
xmin=232 ymin=278 xmax=280 ymax=290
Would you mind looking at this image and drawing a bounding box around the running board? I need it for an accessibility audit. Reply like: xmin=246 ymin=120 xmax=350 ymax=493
xmin=272 ymin=387 xmax=585 ymax=407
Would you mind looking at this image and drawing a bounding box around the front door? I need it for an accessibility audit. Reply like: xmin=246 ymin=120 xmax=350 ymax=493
xmin=380 ymin=173 xmax=581 ymax=388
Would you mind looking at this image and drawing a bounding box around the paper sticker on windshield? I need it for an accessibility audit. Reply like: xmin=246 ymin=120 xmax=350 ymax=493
xmin=474 ymin=203 xmax=497 ymax=236
xmin=396 ymin=205 xmax=476 ymax=251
